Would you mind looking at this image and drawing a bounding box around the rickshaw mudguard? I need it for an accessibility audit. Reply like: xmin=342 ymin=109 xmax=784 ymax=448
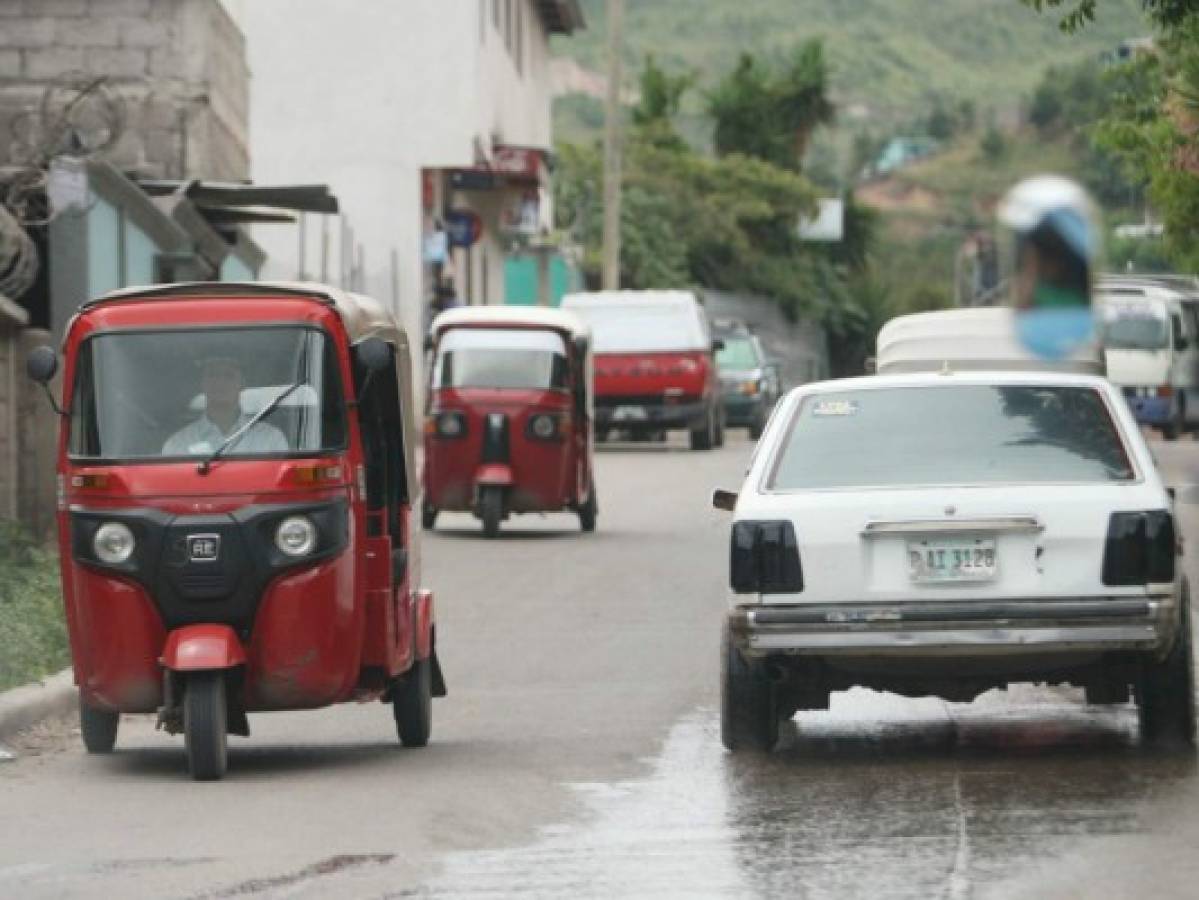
xmin=474 ymin=464 xmax=514 ymax=487
xmin=160 ymin=624 xmax=247 ymax=672
xmin=414 ymin=590 xmax=447 ymax=697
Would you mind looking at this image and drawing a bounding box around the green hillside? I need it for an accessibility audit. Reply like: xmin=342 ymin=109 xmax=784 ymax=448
xmin=554 ymin=0 xmax=1149 ymax=132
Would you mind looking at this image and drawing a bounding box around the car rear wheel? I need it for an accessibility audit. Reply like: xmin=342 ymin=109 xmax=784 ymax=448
xmin=393 ymin=656 xmax=433 ymax=748
xmin=79 ymin=699 xmax=119 ymax=754
xmin=749 ymin=410 xmax=766 ymax=440
xmin=184 ymin=672 xmax=228 ymax=781
xmin=480 ymin=485 xmax=503 ymax=538
xmin=421 ymin=501 xmax=437 ymax=531
xmin=690 ymin=406 xmax=715 ymax=451
xmin=1138 ymin=579 xmax=1197 ymax=748
xmin=1163 ymin=399 xmax=1185 ymax=441
xmin=721 ymin=620 xmax=779 ymax=752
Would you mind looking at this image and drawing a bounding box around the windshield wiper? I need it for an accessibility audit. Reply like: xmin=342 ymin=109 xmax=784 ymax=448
xmin=197 ymin=381 xmax=302 ymax=475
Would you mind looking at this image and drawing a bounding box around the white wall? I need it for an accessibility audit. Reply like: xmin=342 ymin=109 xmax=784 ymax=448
xmin=223 ymin=0 xmax=559 ymax=344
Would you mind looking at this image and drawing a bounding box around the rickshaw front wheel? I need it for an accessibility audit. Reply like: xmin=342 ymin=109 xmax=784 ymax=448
xmin=480 ymin=486 xmax=503 ymax=539
xmin=79 ymin=699 xmax=119 ymax=754
xmin=184 ymin=672 xmax=228 ymax=781
xmin=394 ymin=657 xmax=433 ymax=748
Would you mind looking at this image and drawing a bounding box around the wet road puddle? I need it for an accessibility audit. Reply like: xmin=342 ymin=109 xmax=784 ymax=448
xmin=412 ymin=688 xmax=1196 ymax=899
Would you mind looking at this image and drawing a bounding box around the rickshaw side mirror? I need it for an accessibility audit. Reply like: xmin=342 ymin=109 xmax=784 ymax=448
xmin=26 ymin=346 xmax=64 ymax=416
xmin=26 ymin=345 xmax=58 ymax=384
xmin=356 ymin=337 xmax=392 ymax=372
xmin=712 ymin=338 xmax=726 ymax=353
xmin=712 ymin=488 xmax=738 ymax=512
xmin=424 ymin=335 xmax=435 ymax=353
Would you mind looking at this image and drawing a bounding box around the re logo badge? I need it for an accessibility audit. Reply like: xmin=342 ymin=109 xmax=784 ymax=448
xmin=188 ymin=534 xmax=221 ymax=563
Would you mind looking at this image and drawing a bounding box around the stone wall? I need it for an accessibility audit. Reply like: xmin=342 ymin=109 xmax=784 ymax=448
xmin=0 ymin=0 xmax=249 ymax=181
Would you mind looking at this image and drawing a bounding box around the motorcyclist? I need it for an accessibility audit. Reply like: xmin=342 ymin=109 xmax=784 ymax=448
xmin=997 ymin=175 xmax=1101 ymax=360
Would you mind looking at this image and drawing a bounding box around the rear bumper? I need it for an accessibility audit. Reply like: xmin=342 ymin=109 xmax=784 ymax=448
xmin=721 ymin=394 xmax=763 ymax=425
xmin=1123 ymin=391 xmax=1173 ymax=425
xmin=595 ymin=399 xmax=707 ymax=430
xmin=729 ymin=595 xmax=1175 ymax=658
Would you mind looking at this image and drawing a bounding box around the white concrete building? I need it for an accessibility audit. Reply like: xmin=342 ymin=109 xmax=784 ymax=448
xmin=222 ymin=0 xmax=584 ymax=341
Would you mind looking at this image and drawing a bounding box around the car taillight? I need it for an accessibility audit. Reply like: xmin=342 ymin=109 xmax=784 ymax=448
xmin=730 ymin=520 xmax=804 ymax=594
xmin=1101 ymin=510 xmax=1176 ymax=586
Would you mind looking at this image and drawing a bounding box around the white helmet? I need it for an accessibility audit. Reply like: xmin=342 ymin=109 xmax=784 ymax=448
xmin=998 ymin=175 xmax=1101 ymax=270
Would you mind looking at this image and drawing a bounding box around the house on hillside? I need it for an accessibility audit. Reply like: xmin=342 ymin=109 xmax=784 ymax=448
xmin=869 ymin=137 xmax=940 ymax=178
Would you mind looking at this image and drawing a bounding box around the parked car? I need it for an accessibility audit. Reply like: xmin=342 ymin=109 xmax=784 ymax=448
xmin=714 ymin=325 xmax=781 ymax=439
xmin=1097 ymin=275 xmax=1199 ymax=440
xmin=562 ymin=290 xmax=724 ymax=450
xmin=714 ymin=307 xmax=1193 ymax=752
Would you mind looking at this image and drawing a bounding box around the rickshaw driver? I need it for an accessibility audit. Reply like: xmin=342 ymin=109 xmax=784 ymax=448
xmin=162 ymin=356 xmax=289 ymax=456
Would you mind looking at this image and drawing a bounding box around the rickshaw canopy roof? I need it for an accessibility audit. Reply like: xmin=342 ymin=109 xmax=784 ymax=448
xmin=432 ymin=306 xmax=590 ymax=344
xmin=88 ymin=281 xmax=409 ymax=350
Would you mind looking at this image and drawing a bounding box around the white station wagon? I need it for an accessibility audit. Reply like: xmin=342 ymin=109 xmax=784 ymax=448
xmin=716 ymin=308 xmax=1194 ymax=751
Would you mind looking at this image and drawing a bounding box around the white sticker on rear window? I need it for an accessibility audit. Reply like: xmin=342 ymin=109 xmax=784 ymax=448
xmin=812 ymin=400 xmax=858 ymax=417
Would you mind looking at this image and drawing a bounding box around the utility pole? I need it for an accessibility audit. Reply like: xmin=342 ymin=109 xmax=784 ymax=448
xmin=601 ymin=0 xmax=624 ymax=291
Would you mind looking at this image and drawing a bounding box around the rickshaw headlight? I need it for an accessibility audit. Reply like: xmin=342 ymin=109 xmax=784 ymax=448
xmin=93 ymin=522 xmax=135 ymax=565
xmin=528 ymin=413 xmax=562 ymax=441
xmin=275 ymin=515 xmax=317 ymax=558
xmin=435 ymin=411 xmax=467 ymax=439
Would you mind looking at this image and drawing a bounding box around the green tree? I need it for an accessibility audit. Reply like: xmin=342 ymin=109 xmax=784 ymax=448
xmin=707 ymin=40 xmax=834 ymax=170
xmin=1020 ymin=0 xmax=1199 ymax=30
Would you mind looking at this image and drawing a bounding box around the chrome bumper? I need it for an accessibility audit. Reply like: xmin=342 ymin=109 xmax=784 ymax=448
xmin=730 ymin=596 xmax=1175 ymax=657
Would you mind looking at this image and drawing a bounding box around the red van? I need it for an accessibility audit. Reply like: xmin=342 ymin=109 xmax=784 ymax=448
xmin=561 ymin=290 xmax=723 ymax=450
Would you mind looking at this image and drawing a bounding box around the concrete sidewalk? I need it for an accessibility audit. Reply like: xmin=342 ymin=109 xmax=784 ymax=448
xmin=0 ymin=669 xmax=75 ymax=743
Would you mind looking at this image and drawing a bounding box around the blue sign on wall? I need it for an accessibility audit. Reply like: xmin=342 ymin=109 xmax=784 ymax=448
xmin=446 ymin=210 xmax=484 ymax=248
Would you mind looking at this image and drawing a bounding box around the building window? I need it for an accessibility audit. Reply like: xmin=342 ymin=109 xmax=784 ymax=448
xmin=493 ymin=0 xmax=500 ymax=29
xmin=480 ymin=0 xmax=486 ymax=43
xmin=504 ymin=0 xmax=512 ymax=52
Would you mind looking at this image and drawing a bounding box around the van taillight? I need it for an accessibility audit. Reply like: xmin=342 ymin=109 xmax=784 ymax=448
xmin=1101 ymin=510 xmax=1176 ymax=586
xmin=1157 ymin=385 xmax=1174 ymax=398
xmin=730 ymin=520 xmax=803 ymax=594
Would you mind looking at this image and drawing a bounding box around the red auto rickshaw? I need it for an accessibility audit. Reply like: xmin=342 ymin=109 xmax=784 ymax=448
xmin=26 ymin=282 xmax=445 ymax=780
xmin=422 ymin=307 xmax=596 ymax=537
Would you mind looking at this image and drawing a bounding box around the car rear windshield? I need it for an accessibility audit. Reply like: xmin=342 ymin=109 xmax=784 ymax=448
xmin=1100 ymin=298 xmax=1170 ymax=350
xmin=568 ymin=303 xmax=706 ymax=353
xmin=769 ymin=384 xmax=1135 ymax=490
xmin=716 ymin=337 xmax=759 ymax=370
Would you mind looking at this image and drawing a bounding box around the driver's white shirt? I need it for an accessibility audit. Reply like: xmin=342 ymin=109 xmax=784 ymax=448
xmin=162 ymin=413 xmax=289 ymax=457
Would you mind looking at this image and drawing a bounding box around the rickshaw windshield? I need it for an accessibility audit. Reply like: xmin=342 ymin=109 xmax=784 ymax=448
xmin=69 ymin=326 xmax=348 ymax=461
xmin=434 ymin=328 xmax=568 ymax=391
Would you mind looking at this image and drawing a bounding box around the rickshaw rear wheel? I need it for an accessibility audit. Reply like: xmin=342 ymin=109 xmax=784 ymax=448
xmin=421 ymin=501 xmax=437 ymax=530
xmin=184 ymin=672 xmax=228 ymax=781
xmin=579 ymin=489 xmax=598 ymax=533
xmin=394 ymin=657 xmax=433 ymax=748
xmin=79 ymin=699 xmax=119 ymax=754
xmin=480 ymin=486 xmax=503 ymax=538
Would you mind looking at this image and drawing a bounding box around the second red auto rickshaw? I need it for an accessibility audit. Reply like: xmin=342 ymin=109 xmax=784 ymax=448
xmin=27 ymin=282 xmax=445 ymax=781
xmin=422 ymin=307 xmax=597 ymax=537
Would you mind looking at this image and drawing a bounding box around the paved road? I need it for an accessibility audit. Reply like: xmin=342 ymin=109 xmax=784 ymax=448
xmin=4 ymin=434 xmax=1199 ymax=898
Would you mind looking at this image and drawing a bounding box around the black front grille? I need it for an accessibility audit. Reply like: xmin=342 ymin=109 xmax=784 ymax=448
xmin=596 ymin=394 xmax=670 ymax=409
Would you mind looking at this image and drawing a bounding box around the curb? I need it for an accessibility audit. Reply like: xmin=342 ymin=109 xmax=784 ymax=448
xmin=0 ymin=669 xmax=76 ymax=742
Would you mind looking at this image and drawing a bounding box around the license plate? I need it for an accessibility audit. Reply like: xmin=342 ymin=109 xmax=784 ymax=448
xmin=613 ymin=405 xmax=648 ymax=421
xmin=907 ymin=538 xmax=996 ymax=583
